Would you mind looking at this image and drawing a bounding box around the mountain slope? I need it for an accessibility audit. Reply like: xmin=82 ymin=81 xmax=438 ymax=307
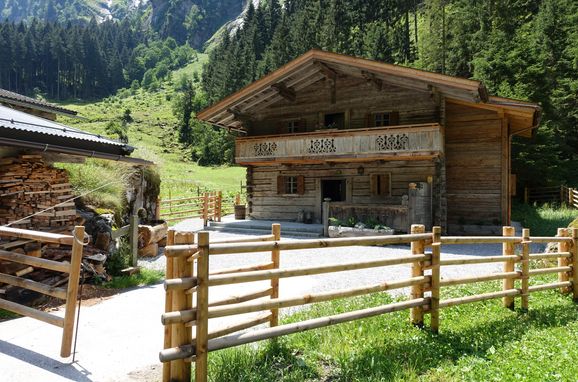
xmin=0 ymin=0 xmax=145 ymax=23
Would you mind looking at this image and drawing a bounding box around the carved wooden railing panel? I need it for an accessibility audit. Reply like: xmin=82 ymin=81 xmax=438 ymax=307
xmin=236 ymin=123 xmax=442 ymax=163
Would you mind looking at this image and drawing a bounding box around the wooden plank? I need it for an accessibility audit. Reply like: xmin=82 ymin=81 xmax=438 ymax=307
xmin=0 ymin=298 xmax=64 ymax=328
xmin=0 ymin=250 xmax=70 ymax=273
xmin=0 ymin=227 xmax=73 ymax=245
xmin=60 ymin=226 xmax=84 ymax=358
xmin=0 ymin=273 xmax=67 ymax=299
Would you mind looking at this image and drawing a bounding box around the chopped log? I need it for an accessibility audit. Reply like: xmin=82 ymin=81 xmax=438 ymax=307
xmin=139 ymin=242 xmax=159 ymax=258
xmin=138 ymin=222 xmax=168 ymax=248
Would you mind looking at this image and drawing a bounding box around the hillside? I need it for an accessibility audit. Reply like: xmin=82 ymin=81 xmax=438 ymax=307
xmin=58 ymin=54 xmax=245 ymax=201
xmin=0 ymin=0 xmax=247 ymax=48
xmin=0 ymin=0 xmax=145 ymax=23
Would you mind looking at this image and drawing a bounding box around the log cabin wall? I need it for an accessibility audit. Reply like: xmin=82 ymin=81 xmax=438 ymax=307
xmin=247 ymin=160 xmax=436 ymax=226
xmin=249 ymin=76 xmax=439 ymax=135
xmin=445 ymin=100 xmax=509 ymax=232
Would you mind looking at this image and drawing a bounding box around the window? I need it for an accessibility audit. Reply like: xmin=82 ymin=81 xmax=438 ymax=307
xmin=369 ymin=111 xmax=400 ymax=127
xmin=285 ymin=176 xmax=298 ymax=194
xmin=277 ymin=175 xmax=305 ymax=195
xmin=324 ymin=112 xmax=345 ymax=129
xmin=287 ymin=120 xmax=300 ymax=134
xmin=370 ymin=173 xmax=391 ymax=198
xmin=374 ymin=113 xmax=390 ymax=127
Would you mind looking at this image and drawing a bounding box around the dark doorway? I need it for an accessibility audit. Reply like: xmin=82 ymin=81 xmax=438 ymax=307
xmin=322 ymin=179 xmax=346 ymax=202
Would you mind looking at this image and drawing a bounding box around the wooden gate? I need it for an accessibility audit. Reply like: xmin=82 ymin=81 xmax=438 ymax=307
xmin=0 ymin=226 xmax=85 ymax=357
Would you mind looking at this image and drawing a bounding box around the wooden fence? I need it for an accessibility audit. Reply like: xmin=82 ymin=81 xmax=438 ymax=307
xmin=157 ymin=192 xmax=241 ymax=226
xmin=159 ymin=224 xmax=578 ymax=382
xmin=0 ymin=225 xmax=85 ymax=357
xmin=111 ymin=215 xmax=139 ymax=267
xmin=524 ymin=185 xmax=577 ymax=207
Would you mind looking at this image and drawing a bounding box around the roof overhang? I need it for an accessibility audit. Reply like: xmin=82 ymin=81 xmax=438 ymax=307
xmin=0 ymin=89 xmax=78 ymax=118
xmin=197 ymin=50 xmax=540 ymax=137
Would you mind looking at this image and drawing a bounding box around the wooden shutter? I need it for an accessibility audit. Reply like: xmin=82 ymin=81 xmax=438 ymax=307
xmin=365 ymin=113 xmax=373 ymax=128
xmin=380 ymin=173 xmax=391 ymax=196
xmin=277 ymin=175 xmax=285 ymax=194
xmin=297 ymin=176 xmax=305 ymax=195
xmin=389 ymin=111 xmax=400 ymax=126
xmin=370 ymin=174 xmax=378 ymax=196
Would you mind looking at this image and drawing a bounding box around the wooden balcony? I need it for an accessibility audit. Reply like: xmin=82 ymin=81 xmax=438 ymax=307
xmin=235 ymin=123 xmax=443 ymax=165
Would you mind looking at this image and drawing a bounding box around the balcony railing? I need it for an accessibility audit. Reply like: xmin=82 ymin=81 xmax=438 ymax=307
xmin=235 ymin=123 xmax=443 ymax=164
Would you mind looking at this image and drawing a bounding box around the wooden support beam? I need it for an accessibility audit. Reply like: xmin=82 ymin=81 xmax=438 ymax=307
xmin=314 ymin=61 xmax=338 ymax=80
xmin=271 ymin=83 xmax=296 ymax=102
xmin=361 ymin=70 xmax=383 ymax=91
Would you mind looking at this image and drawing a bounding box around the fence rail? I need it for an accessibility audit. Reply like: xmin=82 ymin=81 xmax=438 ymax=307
xmin=160 ymin=224 xmax=578 ymax=382
xmin=524 ymin=185 xmax=577 ymax=207
xmin=0 ymin=225 xmax=85 ymax=357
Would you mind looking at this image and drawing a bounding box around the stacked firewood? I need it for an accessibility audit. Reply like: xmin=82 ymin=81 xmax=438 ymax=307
xmin=0 ymin=155 xmax=77 ymax=230
xmin=0 ymin=238 xmax=107 ymax=303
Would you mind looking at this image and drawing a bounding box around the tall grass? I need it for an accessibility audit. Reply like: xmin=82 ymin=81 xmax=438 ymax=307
xmin=512 ymin=201 xmax=577 ymax=236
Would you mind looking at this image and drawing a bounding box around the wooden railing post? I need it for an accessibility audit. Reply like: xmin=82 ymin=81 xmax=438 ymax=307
xmin=558 ymin=228 xmax=571 ymax=294
xmin=60 ymin=225 xmax=84 ymax=358
xmin=155 ymin=197 xmax=161 ymax=220
xmin=571 ymin=228 xmax=578 ymax=301
xmin=502 ymin=226 xmax=516 ymax=310
xmin=322 ymin=200 xmax=330 ymax=237
xmin=162 ymin=230 xmax=175 ymax=382
xmin=410 ymin=224 xmax=426 ymax=327
xmin=217 ymin=191 xmax=223 ymax=222
xmin=430 ymin=226 xmax=441 ymax=334
xmin=195 ymin=232 xmax=210 ymax=382
xmin=270 ymin=224 xmax=281 ymax=327
xmin=171 ymin=231 xmax=194 ymax=382
xmin=130 ymin=214 xmax=139 ymax=267
xmin=203 ymin=193 xmax=209 ymax=228
xmin=521 ymin=228 xmax=530 ymax=312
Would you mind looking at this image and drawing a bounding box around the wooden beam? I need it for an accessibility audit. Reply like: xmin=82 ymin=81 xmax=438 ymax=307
xmin=314 ymin=61 xmax=338 ymax=80
xmin=271 ymin=83 xmax=296 ymax=102
xmin=226 ymin=108 xmax=252 ymax=123
xmin=361 ymin=70 xmax=383 ymax=91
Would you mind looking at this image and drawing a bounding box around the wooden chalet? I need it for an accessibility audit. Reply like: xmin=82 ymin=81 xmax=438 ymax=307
xmin=197 ymin=50 xmax=541 ymax=234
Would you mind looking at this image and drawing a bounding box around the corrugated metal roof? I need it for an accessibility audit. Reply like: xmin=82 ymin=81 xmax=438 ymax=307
xmin=0 ymin=104 xmax=125 ymax=147
xmin=0 ymin=88 xmax=77 ymax=117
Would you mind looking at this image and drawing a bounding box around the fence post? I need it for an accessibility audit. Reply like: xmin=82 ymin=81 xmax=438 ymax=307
xmin=217 ymin=191 xmax=223 ymax=222
xmin=558 ymin=228 xmax=571 ymax=294
xmin=155 ymin=197 xmax=161 ymax=220
xmin=410 ymin=224 xmax=426 ymax=327
xmin=502 ymin=226 xmax=516 ymax=310
xmin=170 ymin=231 xmax=194 ymax=382
xmin=203 ymin=193 xmax=209 ymax=228
xmin=162 ymin=230 xmax=175 ymax=382
xmin=430 ymin=226 xmax=441 ymax=334
xmin=571 ymin=228 xmax=578 ymax=301
xmin=270 ymin=224 xmax=281 ymax=327
xmin=235 ymin=193 xmax=241 ymax=206
xmin=195 ymin=232 xmax=210 ymax=382
xmin=60 ymin=225 xmax=84 ymax=358
xmin=521 ymin=228 xmax=530 ymax=312
xmin=130 ymin=214 xmax=139 ymax=267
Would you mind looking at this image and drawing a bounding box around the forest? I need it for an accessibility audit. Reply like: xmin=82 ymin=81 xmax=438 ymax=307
xmin=201 ymin=0 xmax=578 ymax=187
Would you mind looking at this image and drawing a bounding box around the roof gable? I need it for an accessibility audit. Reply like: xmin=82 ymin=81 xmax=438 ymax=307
xmin=197 ymin=50 xmax=540 ymax=137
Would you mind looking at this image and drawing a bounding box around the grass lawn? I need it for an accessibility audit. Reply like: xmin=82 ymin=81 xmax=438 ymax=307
xmin=512 ymin=202 xmax=577 ymax=236
xmin=206 ymin=276 xmax=578 ymax=381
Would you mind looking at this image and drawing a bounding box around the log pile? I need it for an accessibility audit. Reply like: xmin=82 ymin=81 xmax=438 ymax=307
xmin=138 ymin=221 xmax=168 ymax=257
xmin=0 ymin=155 xmax=77 ymax=230
xmin=0 ymin=237 xmax=108 ymax=303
